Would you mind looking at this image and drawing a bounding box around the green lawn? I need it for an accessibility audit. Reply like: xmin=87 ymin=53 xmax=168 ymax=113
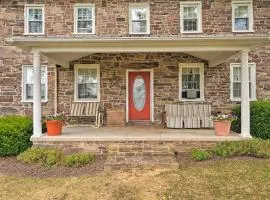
xmin=0 ymin=159 xmax=269 ymax=200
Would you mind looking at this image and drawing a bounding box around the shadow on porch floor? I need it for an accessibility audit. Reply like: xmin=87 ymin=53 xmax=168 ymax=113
xmin=32 ymin=125 xmax=243 ymax=142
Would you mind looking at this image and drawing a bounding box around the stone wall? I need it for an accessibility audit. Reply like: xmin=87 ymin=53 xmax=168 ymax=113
xmin=0 ymin=0 xmax=269 ymax=119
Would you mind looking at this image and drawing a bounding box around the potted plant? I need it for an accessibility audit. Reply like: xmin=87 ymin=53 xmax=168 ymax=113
xmin=210 ymin=113 xmax=236 ymax=136
xmin=45 ymin=113 xmax=66 ymax=136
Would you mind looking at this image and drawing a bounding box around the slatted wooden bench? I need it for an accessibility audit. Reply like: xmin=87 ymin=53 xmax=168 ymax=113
xmin=165 ymin=104 xmax=213 ymax=129
xmin=69 ymin=102 xmax=104 ymax=127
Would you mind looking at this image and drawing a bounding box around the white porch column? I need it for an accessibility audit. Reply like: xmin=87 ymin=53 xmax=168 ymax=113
xmin=241 ymin=50 xmax=251 ymax=138
xmin=32 ymin=50 xmax=42 ymax=137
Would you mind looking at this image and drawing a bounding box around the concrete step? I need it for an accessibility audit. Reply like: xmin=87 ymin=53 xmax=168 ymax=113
xmin=104 ymin=155 xmax=179 ymax=171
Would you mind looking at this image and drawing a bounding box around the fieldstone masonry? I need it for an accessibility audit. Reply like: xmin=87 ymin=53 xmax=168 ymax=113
xmin=0 ymin=0 xmax=269 ymax=122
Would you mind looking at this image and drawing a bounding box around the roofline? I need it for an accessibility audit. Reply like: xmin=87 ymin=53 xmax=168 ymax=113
xmin=6 ymin=35 xmax=270 ymax=43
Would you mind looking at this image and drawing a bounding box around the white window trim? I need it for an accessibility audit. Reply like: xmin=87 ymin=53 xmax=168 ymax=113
xmin=232 ymin=0 xmax=254 ymax=33
xmin=74 ymin=64 xmax=100 ymax=102
xmin=180 ymin=1 xmax=203 ymax=34
xmin=129 ymin=3 xmax=150 ymax=35
xmin=179 ymin=63 xmax=205 ymax=101
xmin=230 ymin=63 xmax=256 ymax=101
xmin=24 ymin=4 xmax=45 ymax=35
xmin=21 ymin=65 xmax=48 ymax=103
xmin=73 ymin=3 xmax=95 ymax=35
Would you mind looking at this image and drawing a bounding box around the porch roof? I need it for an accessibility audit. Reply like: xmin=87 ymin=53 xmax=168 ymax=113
xmin=6 ymin=36 xmax=270 ymax=67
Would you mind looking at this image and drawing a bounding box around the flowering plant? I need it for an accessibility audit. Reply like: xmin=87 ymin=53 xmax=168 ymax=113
xmin=210 ymin=113 xmax=237 ymax=122
xmin=45 ymin=112 xmax=67 ymax=121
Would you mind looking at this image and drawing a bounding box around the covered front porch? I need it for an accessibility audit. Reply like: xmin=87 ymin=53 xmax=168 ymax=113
xmin=32 ymin=125 xmax=243 ymax=142
xmin=6 ymin=36 xmax=270 ymax=140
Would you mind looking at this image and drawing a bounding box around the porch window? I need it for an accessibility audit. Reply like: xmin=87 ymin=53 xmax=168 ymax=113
xmin=24 ymin=5 xmax=45 ymax=35
xmin=74 ymin=64 xmax=100 ymax=102
xmin=129 ymin=3 xmax=150 ymax=34
xmin=230 ymin=63 xmax=256 ymax=101
xmin=180 ymin=2 xmax=202 ymax=33
xmin=22 ymin=65 xmax=47 ymax=102
xmin=232 ymin=1 xmax=253 ymax=32
xmin=74 ymin=4 xmax=95 ymax=34
xmin=179 ymin=63 xmax=204 ymax=101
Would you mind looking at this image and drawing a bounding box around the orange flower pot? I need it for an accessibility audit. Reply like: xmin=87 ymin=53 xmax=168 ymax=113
xmin=46 ymin=120 xmax=63 ymax=136
xmin=213 ymin=120 xmax=231 ymax=136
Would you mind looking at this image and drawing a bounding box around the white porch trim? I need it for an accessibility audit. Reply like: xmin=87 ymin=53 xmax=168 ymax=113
xmin=32 ymin=50 xmax=42 ymax=137
xmin=241 ymin=50 xmax=251 ymax=138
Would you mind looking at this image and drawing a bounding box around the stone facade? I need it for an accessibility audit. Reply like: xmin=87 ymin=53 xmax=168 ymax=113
xmin=0 ymin=0 xmax=269 ymax=122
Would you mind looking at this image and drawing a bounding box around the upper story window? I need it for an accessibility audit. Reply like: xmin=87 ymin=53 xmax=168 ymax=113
xmin=129 ymin=3 xmax=150 ymax=34
xmin=74 ymin=64 xmax=100 ymax=102
xmin=74 ymin=4 xmax=95 ymax=34
xmin=24 ymin=4 xmax=45 ymax=35
xmin=179 ymin=63 xmax=204 ymax=101
xmin=180 ymin=1 xmax=202 ymax=33
xmin=230 ymin=63 xmax=256 ymax=101
xmin=232 ymin=1 xmax=253 ymax=32
xmin=22 ymin=65 xmax=47 ymax=102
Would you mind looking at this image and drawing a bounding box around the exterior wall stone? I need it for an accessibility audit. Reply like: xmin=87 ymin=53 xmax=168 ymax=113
xmin=0 ymin=0 xmax=269 ymax=122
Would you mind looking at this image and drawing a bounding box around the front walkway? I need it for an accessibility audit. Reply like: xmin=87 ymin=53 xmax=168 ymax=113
xmin=31 ymin=126 xmax=243 ymax=142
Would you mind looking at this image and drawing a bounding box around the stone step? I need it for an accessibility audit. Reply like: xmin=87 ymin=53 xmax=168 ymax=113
xmin=104 ymin=155 xmax=179 ymax=171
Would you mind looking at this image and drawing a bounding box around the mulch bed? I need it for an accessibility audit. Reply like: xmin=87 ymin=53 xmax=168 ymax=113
xmin=0 ymin=156 xmax=107 ymax=178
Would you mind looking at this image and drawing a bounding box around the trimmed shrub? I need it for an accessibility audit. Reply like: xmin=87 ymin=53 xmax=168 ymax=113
xmin=213 ymin=139 xmax=270 ymax=158
xmin=64 ymin=153 xmax=95 ymax=167
xmin=18 ymin=147 xmax=95 ymax=167
xmin=232 ymin=100 xmax=270 ymax=139
xmin=0 ymin=116 xmax=33 ymax=156
xmin=17 ymin=147 xmax=63 ymax=167
xmin=191 ymin=149 xmax=212 ymax=161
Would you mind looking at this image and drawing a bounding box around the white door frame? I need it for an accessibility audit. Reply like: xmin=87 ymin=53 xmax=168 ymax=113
xmin=126 ymin=69 xmax=154 ymax=123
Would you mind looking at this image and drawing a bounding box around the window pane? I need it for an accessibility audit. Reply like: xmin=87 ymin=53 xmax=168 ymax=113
xmin=132 ymin=21 xmax=147 ymax=33
xmin=78 ymin=83 xmax=97 ymax=99
xmin=235 ymin=18 xmax=249 ymax=30
xmin=26 ymin=84 xmax=33 ymax=100
xmin=132 ymin=8 xmax=147 ymax=20
xmin=77 ymin=21 xmax=92 ymax=33
xmin=184 ymin=19 xmax=197 ymax=31
xmin=233 ymin=82 xmax=241 ymax=98
xmin=29 ymin=9 xmax=42 ymax=20
xmin=29 ymin=21 xmax=43 ymax=33
xmin=235 ymin=6 xmax=248 ymax=18
xmin=181 ymin=67 xmax=201 ymax=99
xmin=184 ymin=6 xmax=198 ymax=19
xmin=77 ymin=8 xmax=92 ymax=20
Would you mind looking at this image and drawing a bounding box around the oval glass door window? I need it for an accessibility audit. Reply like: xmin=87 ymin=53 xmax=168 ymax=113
xmin=133 ymin=75 xmax=146 ymax=111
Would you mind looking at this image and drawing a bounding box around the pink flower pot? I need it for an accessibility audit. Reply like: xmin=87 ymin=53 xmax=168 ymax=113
xmin=213 ymin=120 xmax=231 ymax=136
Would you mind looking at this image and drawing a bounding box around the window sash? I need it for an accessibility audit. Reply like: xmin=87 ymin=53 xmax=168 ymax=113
xmin=231 ymin=64 xmax=256 ymax=100
xmin=75 ymin=65 xmax=100 ymax=101
xmin=22 ymin=66 xmax=47 ymax=102
xmin=129 ymin=4 xmax=149 ymax=34
xmin=74 ymin=5 xmax=95 ymax=34
xmin=25 ymin=6 xmax=44 ymax=34
xmin=232 ymin=2 xmax=253 ymax=32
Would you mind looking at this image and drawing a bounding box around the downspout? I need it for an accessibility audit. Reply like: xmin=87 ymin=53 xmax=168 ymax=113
xmin=54 ymin=65 xmax=58 ymax=116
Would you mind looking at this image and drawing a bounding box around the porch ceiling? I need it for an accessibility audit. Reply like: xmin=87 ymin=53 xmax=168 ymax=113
xmin=6 ymin=36 xmax=269 ymax=67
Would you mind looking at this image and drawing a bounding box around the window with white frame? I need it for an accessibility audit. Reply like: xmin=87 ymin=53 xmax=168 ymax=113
xmin=24 ymin=5 xmax=45 ymax=35
xmin=22 ymin=65 xmax=47 ymax=102
xmin=180 ymin=1 xmax=202 ymax=33
xmin=74 ymin=64 xmax=100 ymax=102
xmin=129 ymin=3 xmax=150 ymax=34
xmin=232 ymin=1 xmax=253 ymax=32
xmin=230 ymin=63 xmax=256 ymax=101
xmin=74 ymin=4 xmax=95 ymax=34
xmin=179 ymin=63 xmax=204 ymax=101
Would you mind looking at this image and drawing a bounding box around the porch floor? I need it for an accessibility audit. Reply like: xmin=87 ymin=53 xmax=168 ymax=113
xmin=31 ymin=126 xmax=244 ymax=142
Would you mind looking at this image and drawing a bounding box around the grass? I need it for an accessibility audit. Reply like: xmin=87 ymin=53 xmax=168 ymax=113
xmin=0 ymin=159 xmax=269 ymax=200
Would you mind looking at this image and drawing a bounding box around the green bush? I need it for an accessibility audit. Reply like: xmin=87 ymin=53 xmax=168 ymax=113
xmin=191 ymin=149 xmax=212 ymax=161
xmin=213 ymin=139 xmax=270 ymax=158
xmin=232 ymin=100 xmax=270 ymax=139
xmin=0 ymin=116 xmax=33 ymax=156
xmin=64 ymin=153 xmax=95 ymax=167
xmin=18 ymin=147 xmax=63 ymax=167
xmin=18 ymin=147 xmax=95 ymax=167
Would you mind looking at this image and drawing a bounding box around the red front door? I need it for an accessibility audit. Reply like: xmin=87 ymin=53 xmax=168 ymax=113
xmin=128 ymin=71 xmax=151 ymax=121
